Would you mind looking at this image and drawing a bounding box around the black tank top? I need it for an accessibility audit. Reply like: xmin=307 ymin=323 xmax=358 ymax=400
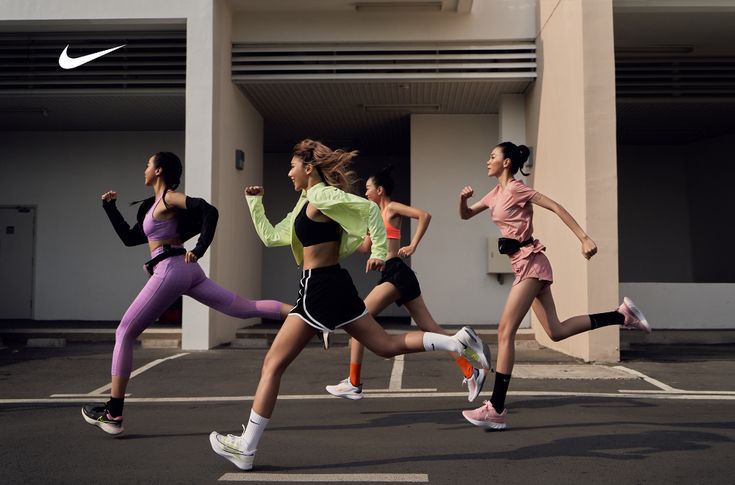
xmin=294 ymin=203 xmax=341 ymax=247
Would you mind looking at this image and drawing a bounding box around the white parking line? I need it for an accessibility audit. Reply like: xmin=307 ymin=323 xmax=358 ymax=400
xmin=389 ymin=355 xmax=404 ymax=390
xmin=218 ymin=473 xmax=429 ymax=482
xmin=5 ymin=389 xmax=735 ymax=405
xmin=613 ymin=365 xmax=682 ymax=392
xmin=49 ymin=353 xmax=190 ymax=398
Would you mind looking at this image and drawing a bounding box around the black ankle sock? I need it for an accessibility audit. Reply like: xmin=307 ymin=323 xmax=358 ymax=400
xmin=589 ymin=311 xmax=625 ymax=330
xmin=107 ymin=397 xmax=124 ymax=417
xmin=489 ymin=372 xmax=512 ymax=413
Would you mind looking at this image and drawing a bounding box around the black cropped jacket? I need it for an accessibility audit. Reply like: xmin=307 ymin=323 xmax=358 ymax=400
xmin=102 ymin=196 xmax=219 ymax=259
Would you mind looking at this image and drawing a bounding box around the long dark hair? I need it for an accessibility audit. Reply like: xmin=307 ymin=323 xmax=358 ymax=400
xmin=496 ymin=142 xmax=531 ymax=176
xmin=131 ymin=152 xmax=183 ymax=207
xmin=370 ymin=164 xmax=395 ymax=196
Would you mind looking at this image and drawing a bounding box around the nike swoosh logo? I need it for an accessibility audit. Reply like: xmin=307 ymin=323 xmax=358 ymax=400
xmin=58 ymin=44 xmax=126 ymax=70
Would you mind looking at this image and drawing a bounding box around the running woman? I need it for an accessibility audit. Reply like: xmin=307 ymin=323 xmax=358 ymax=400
xmin=459 ymin=142 xmax=651 ymax=430
xmin=82 ymin=152 xmax=291 ymax=435
xmin=209 ymin=139 xmax=491 ymax=471
xmin=325 ymin=165 xmax=487 ymax=402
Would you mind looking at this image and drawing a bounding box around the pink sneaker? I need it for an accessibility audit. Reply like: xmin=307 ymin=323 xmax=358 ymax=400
xmin=618 ymin=297 xmax=651 ymax=334
xmin=462 ymin=400 xmax=507 ymax=430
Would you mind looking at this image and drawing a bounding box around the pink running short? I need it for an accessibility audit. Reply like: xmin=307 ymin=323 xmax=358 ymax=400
xmin=511 ymin=251 xmax=553 ymax=287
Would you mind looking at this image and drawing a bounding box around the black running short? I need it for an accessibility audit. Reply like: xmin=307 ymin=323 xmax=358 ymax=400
xmin=377 ymin=257 xmax=422 ymax=306
xmin=289 ymin=264 xmax=367 ymax=332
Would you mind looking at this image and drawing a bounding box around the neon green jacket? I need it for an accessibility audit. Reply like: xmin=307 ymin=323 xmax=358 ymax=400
xmin=246 ymin=182 xmax=387 ymax=266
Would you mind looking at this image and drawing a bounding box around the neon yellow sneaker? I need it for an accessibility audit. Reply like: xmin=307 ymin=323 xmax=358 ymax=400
xmin=453 ymin=327 xmax=491 ymax=370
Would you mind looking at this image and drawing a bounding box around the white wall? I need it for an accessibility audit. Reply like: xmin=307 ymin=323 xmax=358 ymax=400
xmin=232 ymin=0 xmax=536 ymax=43
xmin=620 ymin=283 xmax=735 ymax=329
xmin=410 ymin=114 xmax=510 ymax=327
xmin=0 ymin=131 xmax=184 ymax=320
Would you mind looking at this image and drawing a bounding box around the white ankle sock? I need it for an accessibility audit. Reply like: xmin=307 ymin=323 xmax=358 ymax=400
xmin=422 ymin=332 xmax=461 ymax=353
xmin=242 ymin=410 xmax=269 ymax=453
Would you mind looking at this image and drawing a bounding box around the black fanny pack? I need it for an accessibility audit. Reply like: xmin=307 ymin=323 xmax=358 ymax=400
xmin=144 ymin=245 xmax=187 ymax=275
xmin=498 ymin=237 xmax=535 ymax=255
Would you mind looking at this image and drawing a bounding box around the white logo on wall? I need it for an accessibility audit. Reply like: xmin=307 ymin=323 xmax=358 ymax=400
xmin=58 ymin=44 xmax=126 ymax=70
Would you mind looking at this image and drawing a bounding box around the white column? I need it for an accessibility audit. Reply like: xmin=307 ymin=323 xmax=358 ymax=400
xmin=182 ymin=1 xmax=217 ymax=350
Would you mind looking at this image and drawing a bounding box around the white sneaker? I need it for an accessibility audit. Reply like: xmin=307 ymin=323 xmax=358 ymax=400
xmin=463 ymin=368 xmax=489 ymax=402
xmin=209 ymin=425 xmax=255 ymax=471
xmin=325 ymin=377 xmax=363 ymax=400
xmin=453 ymin=327 xmax=491 ymax=370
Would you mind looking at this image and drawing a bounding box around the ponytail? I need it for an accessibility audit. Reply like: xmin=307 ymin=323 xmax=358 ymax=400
xmin=370 ymin=164 xmax=395 ymax=196
xmin=496 ymin=142 xmax=530 ymax=176
xmin=131 ymin=151 xmax=183 ymax=206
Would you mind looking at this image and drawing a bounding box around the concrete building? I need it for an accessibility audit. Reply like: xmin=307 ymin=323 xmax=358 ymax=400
xmin=1 ymin=0 xmax=733 ymax=361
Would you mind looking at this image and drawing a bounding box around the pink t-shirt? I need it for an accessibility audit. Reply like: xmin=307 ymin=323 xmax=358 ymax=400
xmin=480 ymin=179 xmax=545 ymax=263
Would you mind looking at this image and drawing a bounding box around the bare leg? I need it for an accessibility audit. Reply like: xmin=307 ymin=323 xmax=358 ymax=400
xmin=531 ymin=285 xmax=593 ymax=342
xmin=279 ymin=303 xmax=293 ymax=320
xmin=252 ymin=316 xmax=315 ymax=418
xmin=111 ymin=376 xmax=129 ymax=398
xmin=343 ymin=312 xmax=426 ymax=358
xmin=496 ymin=279 xmax=545 ymax=374
xmin=404 ymin=296 xmax=462 ymax=361
xmin=349 ymin=283 xmax=402 ymax=365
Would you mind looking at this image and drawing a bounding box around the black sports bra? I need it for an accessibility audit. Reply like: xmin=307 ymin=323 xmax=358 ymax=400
xmin=294 ymin=203 xmax=341 ymax=247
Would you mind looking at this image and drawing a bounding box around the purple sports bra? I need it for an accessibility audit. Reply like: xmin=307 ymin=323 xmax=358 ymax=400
xmin=143 ymin=195 xmax=179 ymax=241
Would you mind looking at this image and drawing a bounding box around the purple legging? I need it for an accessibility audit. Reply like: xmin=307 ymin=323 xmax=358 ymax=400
xmin=112 ymin=250 xmax=284 ymax=376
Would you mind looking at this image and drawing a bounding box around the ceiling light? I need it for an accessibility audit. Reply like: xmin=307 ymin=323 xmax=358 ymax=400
xmin=363 ymin=104 xmax=440 ymax=112
xmin=615 ymin=45 xmax=694 ymax=54
xmin=0 ymin=108 xmax=49 ymax=116
xmin=354 ymin=2 xmax=443 ymax=13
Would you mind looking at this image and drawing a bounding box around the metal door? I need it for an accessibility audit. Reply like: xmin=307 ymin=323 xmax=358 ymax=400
xmin=0 ymin=207 xmax=35 ymax=318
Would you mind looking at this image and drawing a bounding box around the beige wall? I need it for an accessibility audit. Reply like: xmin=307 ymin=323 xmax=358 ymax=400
xmin=525 ymin=0 xmax=619 ymax=362
xmin=206 ymin=0 xmax=267 ymax=346
xmin=232 ymin=0 xmax=536 ymax=43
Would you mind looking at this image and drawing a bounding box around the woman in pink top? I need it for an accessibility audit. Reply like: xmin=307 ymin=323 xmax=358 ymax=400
xmin=458 ymin=141 xmax=651 ymax=430
xmin=325 ymin=165 xmax=487 ymax=403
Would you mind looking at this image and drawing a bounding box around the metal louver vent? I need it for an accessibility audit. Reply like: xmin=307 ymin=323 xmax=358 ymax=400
xmin=0 ymin=32 xmax=185 ymax=93
xmin=616 ymin=56 xmax=735 ymax=99
xmin=232 ymin=43 xmax=536 ymax=82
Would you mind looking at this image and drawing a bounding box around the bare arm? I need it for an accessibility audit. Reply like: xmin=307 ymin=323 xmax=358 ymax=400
xmin=357 ymin=234 xmax=372 ymax=253
xmin=388 ymin=202 xmax=431 ymax=258
xmin=530 ymin=192 xmax=598 ymax=260
xmin=459 ymin=186 xmax=489 ymax=220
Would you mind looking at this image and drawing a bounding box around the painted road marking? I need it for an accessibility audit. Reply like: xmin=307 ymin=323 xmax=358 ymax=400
xmin=219 ymin=473 xmax=429 ymax=482
xmin=6 ymin=389 xmax=735 ymax=405
xmin=50 ymin=352 xmax=189 ymax=398
xmin=613 ymin=365 xmax=681 ymax=391
xmin=389 ymin=354 xmax=404 ymax=390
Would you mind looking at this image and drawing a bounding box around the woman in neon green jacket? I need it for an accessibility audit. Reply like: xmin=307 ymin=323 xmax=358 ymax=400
xmin=209 ymin=139 xmax=491 ymax=471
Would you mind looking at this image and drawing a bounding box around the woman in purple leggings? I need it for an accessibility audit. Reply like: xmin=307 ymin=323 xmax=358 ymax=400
xmin=82 ymin=152 xmax=291 ymax=435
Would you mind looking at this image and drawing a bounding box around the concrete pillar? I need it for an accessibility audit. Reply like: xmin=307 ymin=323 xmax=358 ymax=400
xmin=182 ymin=1 xmax=217 ymax=350
xmin=525 ymin=0 xmax=619 ymax=362
xmin=499 ymin=94 xmax=532 ymax=329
